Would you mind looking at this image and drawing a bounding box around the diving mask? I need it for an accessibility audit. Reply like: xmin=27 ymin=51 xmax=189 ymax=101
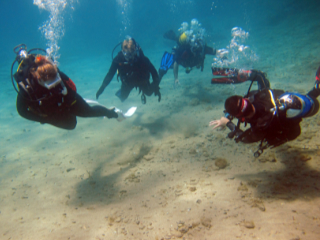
xmin=38 ymin=72 xmax=62 ymax=89
xmin=122 ymin=37 xmax=138 ymax=61
xmin=122 ymin=49 xmax=135 ymax=61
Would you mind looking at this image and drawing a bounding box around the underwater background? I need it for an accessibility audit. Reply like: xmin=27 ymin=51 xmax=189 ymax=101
xmin=1 ymin=0 xmax=320 ymax=239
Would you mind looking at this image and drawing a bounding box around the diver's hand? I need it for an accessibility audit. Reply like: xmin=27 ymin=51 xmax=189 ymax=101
xmin=96 ymin=87 xmax=104 ymax=100
xmin=153 ymin=85 xmax=161 ymax=102
xmin=106 ymin=107 xmax=118 ymax=119
xmin=155 ymin=89 xmax=161 ymax=102
xmin=209 ymin=117 xmax=229 ymax=130
xmin=174 ymin=79 xmax=180 ymax=88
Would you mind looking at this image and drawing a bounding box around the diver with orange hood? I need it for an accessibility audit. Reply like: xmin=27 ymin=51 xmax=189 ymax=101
xmin=12 ymin=44 xmax=119 ymax=130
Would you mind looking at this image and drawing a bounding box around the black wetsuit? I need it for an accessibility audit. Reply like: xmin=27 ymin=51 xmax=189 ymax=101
xmin=173 ymin=43 xmax=216 ymax=70
xmin=158 ymin=40 xmax=216 ymax=81
xmin=96 ymin=50 xmax=160 ymax=102
xmin=15 ymin=58 xmax=117 ymax=130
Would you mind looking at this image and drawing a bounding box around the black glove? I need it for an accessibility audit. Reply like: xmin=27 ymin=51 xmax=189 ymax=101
xmin=154 ymin=86 xmax=161 ymax=102
xmin=96 ymin=87 xmax=104 ymax=99
xmin=105 ymin=108 xmax=118 ymax=119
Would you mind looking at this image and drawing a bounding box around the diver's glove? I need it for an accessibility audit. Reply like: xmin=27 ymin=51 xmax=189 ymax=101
xmin=154 ymin=86 xmax=161 ymax=102
xmin=105 ymin=107 xmax=118 ymax=119
xmin=96 ymin=86 xmax=105 ymax=99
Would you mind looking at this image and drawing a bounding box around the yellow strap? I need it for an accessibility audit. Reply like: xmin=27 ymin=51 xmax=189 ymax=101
xmin=71 ymin=100 xmax=77 ymax=106
xmin=17 ymin=59 xmax=24 ymax=72
xmin=268 ymin=90 xmax=276 ymax=107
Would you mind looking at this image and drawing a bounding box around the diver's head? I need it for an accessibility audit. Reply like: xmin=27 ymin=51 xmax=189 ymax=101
xmin=179 ymin=32 xmax=188 ymax=45
xmin=122 ymin=36 xmax=138 ymax=61
xmin=225 ymin=95 xmax=255 ymax=119
xmin=31 ymin=55 xmax=62 ymax=89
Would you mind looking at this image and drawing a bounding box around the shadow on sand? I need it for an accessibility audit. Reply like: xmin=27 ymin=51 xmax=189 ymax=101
xmin=237 ymin=147 xmax=320 ymax=201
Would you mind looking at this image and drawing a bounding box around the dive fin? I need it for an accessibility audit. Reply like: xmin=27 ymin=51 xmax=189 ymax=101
xmin=124 ymin=107 xmax=137 ymax=117
xmin=115 ymin=107 xmax=137 ymax=122
xmin=160 ymin=51 xmax=174 ymax=72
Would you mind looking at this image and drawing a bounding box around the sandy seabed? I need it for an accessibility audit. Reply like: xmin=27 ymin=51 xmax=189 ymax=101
xmin=1 ymin=8 xmax=320 ymax=240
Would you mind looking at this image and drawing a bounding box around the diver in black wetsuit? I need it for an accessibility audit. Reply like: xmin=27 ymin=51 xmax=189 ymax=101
xmin=14 ymin=50 xmax=118 ymax=130
xmin=158 ymin=29 xmax=216 ymax=86
xmin=96 ymin=36 xmax=161 ymax=104
xmin=209 ymin=66 xmax=320 ymax=157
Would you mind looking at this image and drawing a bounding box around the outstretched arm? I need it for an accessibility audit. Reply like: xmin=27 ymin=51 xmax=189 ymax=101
xmin=145 ymin=57 xmax=160 ymax=86
xmin=173 ymin=61 xmax=180 ymax=87
xmin=209 ymin=116 xmax=230 ymax=130
xmin=145 ymin=56 xmax=161 ymax=102
xmin=96 ymin=60 xmax=118 ymax=99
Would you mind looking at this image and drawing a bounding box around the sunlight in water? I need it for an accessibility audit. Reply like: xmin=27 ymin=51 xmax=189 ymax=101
xmin=33 ymin=0 xmax=76 ymax=63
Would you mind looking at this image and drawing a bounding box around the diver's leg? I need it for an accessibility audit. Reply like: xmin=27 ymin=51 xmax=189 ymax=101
xmin=69 ymin=93 xmax=118 ymax=119
xmin=173 ymin=61 xmax=180 ymax=86
xmin=115 ymin=83 xmax=133 ymax=102
xmin=17 ymin=95 xmax=77 ymax=130
xmin=140 ymin=82 xmax=153 ymax=96
xmin=49 ymin=114 xmax=77 ymax=130
xmin=158 ymin=69 xmax=167 ymax=82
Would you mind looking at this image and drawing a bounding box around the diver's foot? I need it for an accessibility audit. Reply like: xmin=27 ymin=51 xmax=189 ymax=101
xmin=141 ymin=94 xmax=146 ymax=104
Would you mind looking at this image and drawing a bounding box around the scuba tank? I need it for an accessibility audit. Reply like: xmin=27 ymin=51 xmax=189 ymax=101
xmin=11 ymin=44 xmax=47 ymax=100
xmin=11 ymin=44 xmax=67 ymax=102
xmin=273 ymin=92 xmax=316 ymax=119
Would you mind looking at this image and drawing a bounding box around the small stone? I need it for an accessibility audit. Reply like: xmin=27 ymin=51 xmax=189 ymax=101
xmin=200 ymin=217 xmax=212 ymax=228
xmin=196 ymin=199 xmax=202 ymax=204
xmin=144 ymin=155 xmax=154 ymax=161
xmin=189 ymin=149 xmax=197 ymax=154
xmin=242 ymin=220 xmax=255 ymax=229
xmin=189 ymin=98 xmax=200 ymax=106
xmin=214 ymin=158 xmax=228 ymax=169
xmin=171 ymin=230 xmax=183 ymax=238
xmin=237 ymin=182 xmax=248 ymax=192
xmin=192 ymin=221 xmax=200 ymax=228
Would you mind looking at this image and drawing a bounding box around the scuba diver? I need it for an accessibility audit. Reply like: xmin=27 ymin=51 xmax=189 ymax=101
xmin=12 ymin=44 xmax=119 ymax=130
xmin=209 ymin=66 xmax=320 ymax=157
xmin=96 ymin=36 xmax=161 ymax=104
xmin=158 ymin=19 xmax=217 ymax=87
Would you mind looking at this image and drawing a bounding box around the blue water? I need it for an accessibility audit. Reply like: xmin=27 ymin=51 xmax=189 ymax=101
xmin=1 ymin=1 xmax=320 ymax=239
